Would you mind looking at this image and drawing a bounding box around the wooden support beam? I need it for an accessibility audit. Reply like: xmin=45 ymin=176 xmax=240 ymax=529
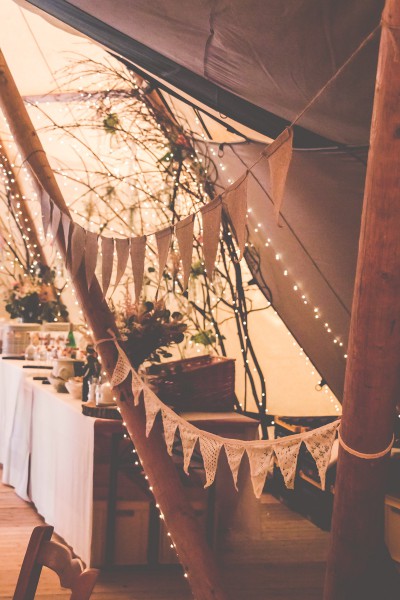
xmin=324 ymin=2 xmax=400 ymax=598
xmin=0 ymin=139 xmax=48 ymax=266
xmin=0 ymin=49 xmax=228 ymax=600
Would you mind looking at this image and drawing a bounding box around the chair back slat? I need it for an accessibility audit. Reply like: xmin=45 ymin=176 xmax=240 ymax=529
xmin=13 ymin=525 xmax=99 ymax=600
xmin=13 ymin=526 xmax=53 ymax=600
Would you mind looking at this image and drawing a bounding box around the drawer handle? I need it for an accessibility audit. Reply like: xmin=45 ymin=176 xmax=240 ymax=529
xmin=116 ymin=509 xmax=135 ymax=517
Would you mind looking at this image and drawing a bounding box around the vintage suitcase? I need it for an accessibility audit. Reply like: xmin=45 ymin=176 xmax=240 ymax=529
xmin=145 ymin=354 xmax=236 ymax=412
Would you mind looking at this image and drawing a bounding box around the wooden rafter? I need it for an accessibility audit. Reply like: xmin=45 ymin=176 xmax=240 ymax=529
xmin=0 ymin=49 xmax=228 ymax=600
xmin=324 ymin=1 xmax=400 ymax=597
xmin=0 ymin=138 xmax=48 ymax=266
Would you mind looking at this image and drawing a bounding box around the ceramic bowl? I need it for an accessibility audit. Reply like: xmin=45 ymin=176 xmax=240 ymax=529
xmin=65 ymin=379 xmax=83 ymax=400
xmin=48 ymin=373 xmax=68 ymax=393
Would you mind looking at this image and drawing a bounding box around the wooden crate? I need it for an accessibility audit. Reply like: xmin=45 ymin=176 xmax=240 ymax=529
xmin=91 ymin=498 xmax=150 ymax=566
xmin=385 ymin=494 xmax=400 ymax=563
xmin=146 ymin=355 xmax=236 ymax=412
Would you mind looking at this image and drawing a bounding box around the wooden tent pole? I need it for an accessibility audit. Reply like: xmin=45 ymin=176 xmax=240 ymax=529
xmin=0 ymin=138 xmax=48 ymax=265
xmin=324 ymin=2 xmax=400 ymax=598
xmin=0 ymin=49 xmax=228 ymax=600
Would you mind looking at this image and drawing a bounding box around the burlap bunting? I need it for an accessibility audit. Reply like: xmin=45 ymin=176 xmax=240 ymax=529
xmin=222 ymin=172 xmax=248 ymax=259
xmin=51 ymin=204 xmax=62 ymax=240
xmin=262 ymin=127 xmax=293 ymax=225
xmin=114 ymin=238 xmax=130 ymax=291
xmin=200 ymin=197 xmax=222 ymax=281
xmin=39 ymin=130 xmax=294 ymax=299
xmin=155 ymin=226 xmax=173 ymax=284
xmin=175 ymin=214 xmax=195 ymax=290
xmin=85 ymin=231 xmax=98 ymax=288
xmin=61 ymin=213 xmax=71 ymax=252
xmin=70 ymin=223 xmax=86 ymax=277
xmin=130 ymin=235 xmax=146 ymax=303
xmin=101 ymin=236 xmax=114 ymax=296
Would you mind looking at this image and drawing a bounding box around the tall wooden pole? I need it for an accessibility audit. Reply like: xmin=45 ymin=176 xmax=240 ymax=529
xmin=0 ymin=138 xmax=48 ymax=265
xmin=324 ymin=2 xmax=400 ymax=598
xmin=0 ymin=49 xmax=228 ymax=600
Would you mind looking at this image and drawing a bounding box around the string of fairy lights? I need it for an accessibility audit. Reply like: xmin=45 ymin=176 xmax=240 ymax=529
xmin=0 ymin=49 xmax=347 ymax=588
xmin=1 ymin=89 xmax=342 ymax=415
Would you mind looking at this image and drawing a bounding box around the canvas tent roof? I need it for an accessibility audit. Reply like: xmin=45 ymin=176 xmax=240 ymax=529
xmin=21 ymin=0 xmax=382 ymax=146
xmin=2 ymin=0 xmax=376 ymax=406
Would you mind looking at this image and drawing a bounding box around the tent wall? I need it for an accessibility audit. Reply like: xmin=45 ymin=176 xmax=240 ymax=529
xmin=22 ymin=0 xmax=382 ymax=145
xmin=210 ymin=141 xmax=367 ymax=399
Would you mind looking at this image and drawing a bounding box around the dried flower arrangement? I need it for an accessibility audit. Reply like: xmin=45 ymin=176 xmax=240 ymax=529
xmin=4 ymin=263 xmax=69 ymax=324
xmin=115 ymin=297 xmax=187 ymax=370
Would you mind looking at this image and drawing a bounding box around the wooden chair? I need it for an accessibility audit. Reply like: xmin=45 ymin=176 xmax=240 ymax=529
xmin=13 ymin=525 xmax=99 ymax=600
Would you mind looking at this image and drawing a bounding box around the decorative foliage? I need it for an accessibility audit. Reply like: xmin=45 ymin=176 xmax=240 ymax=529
xmin=4 ymin=263 xmax=69 ymax=323
xmin=31 ymin=55 xmax=271 ymax=429
xmin=190 ymin=329 xmax=218 ymax=347
xmin=116 ymin=297 xmax=187 ymax=370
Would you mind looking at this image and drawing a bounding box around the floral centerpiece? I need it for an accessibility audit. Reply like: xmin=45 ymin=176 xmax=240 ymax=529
xmin=116 ymin=298 xmax=187 ymax=370
xmin=4 ymin=264 xmax=69 ymax=324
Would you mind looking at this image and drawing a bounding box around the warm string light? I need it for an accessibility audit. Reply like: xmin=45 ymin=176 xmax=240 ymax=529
xmin=116 ymin=404 xmax=190 ymax=580
xmin=3 ymin=68 xmax=339 ymax=417
xmin=246 ymin=207 xmax=347 ymax=362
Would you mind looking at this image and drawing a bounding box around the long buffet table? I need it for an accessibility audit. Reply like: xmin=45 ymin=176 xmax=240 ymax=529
xmin=0 ymin=359 xmax=96 ymax=564
xmin=0 ymin=358 xmax=259 ymax=567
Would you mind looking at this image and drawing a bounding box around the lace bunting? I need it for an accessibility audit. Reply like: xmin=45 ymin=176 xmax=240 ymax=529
xmin=106 ymin=343 xmax=340 ymax=498
xmin=179 ymin=425 xmax=199 ymax=474
xmin=225 ymin=444 xmax=246 ymax=491
xmin=246 ymin=446 xmax=275 ymax=498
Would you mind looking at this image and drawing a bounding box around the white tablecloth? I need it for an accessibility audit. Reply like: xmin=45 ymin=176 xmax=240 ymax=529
xmin=0 ymin=359 xmax=96 ymax=565
xmin=0 ymin=360 xmax=41 ymax=497
xmin=29 ymin=380 xmax=95 ymax=564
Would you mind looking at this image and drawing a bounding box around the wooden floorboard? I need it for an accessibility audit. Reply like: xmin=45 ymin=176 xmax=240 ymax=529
xmin=0 ymin=468 xmax=330 ymax=599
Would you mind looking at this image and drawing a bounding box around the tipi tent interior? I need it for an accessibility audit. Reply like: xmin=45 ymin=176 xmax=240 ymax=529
xmin=0 ymin=0 xmax=399 ymax=598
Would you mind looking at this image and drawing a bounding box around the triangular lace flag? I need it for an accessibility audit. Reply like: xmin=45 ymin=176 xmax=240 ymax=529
xmin=222 ymin=172 xmax=248 ymax=259
xmin=246 ymin=446 xmax=275 ymax=498
xmin=70 ymin=223 xmax=86 ymax=278
xmin=179 ymin=423 xmax=198 ymax=474
xmin=114 ymin=238 xmax=130 ymax=290
xmin=161 ymin=408 xmax=178 ymax=455
xmin=110 ymin=351 xmax=131 ymax=388
xmin=155 ymin=226 xmax=173 ymax=283
xmin=130 ymin=235 xmax=146 ymax=303
xmin=62 ymin=213 xmax=71 ymax=253
xmin=200 ymin=197 xmax=222 ymax=281
xmin=50 ymin=204 xmax=62 ymax=241
xmin=85 ymin=231 xmax=98 ymax=289
xmin=131 ymin=372 xmax=143 ymax=406
xmin=199 ymin=436 xmax=222 ymax=487
xmin=304 ymin=420 xmax=339 ymax=490
xmin=175 ymin=214 xmax=194 ymax=290
xmin=40 ymin=190 xmax=51 ymax=236
xmin=263 ymin=127 xmax=293 ymax=225
xmin=224 ymin=443 xmax=245 ymax=491
xmin=143 ymin=388 xmax=161 ymax=437
xmin=274 ymin=437 xmax=302 ymax=489
xmin=101 ymin=236 xmax=114 ymax=296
